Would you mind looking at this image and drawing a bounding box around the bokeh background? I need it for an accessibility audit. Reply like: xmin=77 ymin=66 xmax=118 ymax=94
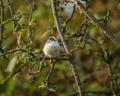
xmin=0 ymin=0 xmax=120 ymax=96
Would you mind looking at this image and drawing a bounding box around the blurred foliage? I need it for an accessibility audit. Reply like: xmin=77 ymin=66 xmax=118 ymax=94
xmin=0 ymin=0 xmax=120 ymax=96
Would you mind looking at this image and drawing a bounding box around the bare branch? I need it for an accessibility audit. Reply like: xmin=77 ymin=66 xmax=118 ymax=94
xmin=0 ymin=48 xmax=70 ymax=60
xmin=51 ymin=0 xmax=84 ymax=96
xmin=0 ymin=48 xmax=25 ymax=56
xmin=27 ymin=0 xmax=35 ymax=43
xmin=45 ymin=62 xmax=55 ymax=86
xmin=0 ymin=0 xmax=6 ymax=58
xmin=0 ymin=0 xmax=4 ymax=45
xmin=7 ymin=0 xmax=21 ymax=32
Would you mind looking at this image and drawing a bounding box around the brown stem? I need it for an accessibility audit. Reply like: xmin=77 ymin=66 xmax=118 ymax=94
xmin=27 ymin=0 xmax=35 ymax=44
xmin=0 ymin=48 xmax=70 ymax=61
xmin=7 ymin=0 xmax=20 ymax=32
xmin=51 ymin=0 xmax=84 ymax=96
xmin=46 ymin=62 xmax=55 ymax=85
xmin=0 ymin=0 xmax=4 ymax=45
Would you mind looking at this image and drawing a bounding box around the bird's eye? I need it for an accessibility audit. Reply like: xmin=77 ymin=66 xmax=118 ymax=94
xmin=49 ymin=37 xmax=56 ymax=41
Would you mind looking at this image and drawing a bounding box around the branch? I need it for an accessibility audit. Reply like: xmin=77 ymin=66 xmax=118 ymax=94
xmin=27 ymin=0 xmax=35 ymax=43
xmin=0 ymin=48 xmax=25 ymax=56
xmin=45 ymin=62 xmax=55 ymax=86
xmin=101 ymin=49 xmax=118 ymax=95
xmin=107 ymin=63 xmax=117 ymax=96
xmin=0 ymin=0 xmax=6 ymax=58
xmin=0 ymin=0 xmax=4 ymax=45
xmin=51 ymin=0 xmax=84 ymax=96
xmin=71 ymin=0 xmax=120 ymax=47
xmin=7 ymin=0 xmax=21 ymax=32
xmin=0 ymin=48 xmax=70 ymax=60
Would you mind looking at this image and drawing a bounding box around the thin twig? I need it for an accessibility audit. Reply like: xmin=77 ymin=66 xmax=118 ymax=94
xmin=106 ymin=62 xmax=117 ymax=96
xmin=28 ymin=0 xmax=35 ymax=43
xmin=43 ymin=57 xmax=70 ymax=60
xmin=7 ymin=0 xmax=21 ymax=32
xmin=7 ymin=0 xmax=14 ymax=17
xmin=102 ymin=49 xmax=117 ymax=96
xmin=0 ymin=0 xmax=5 ymax=58
xmin=30 ymin=58 xmax=45 ymax=82
xmin=1 ymin=18 xmax=14 ymax=25
xmin=7 ymin=0 xmax=16 ymax=32
xmin=0 ymin=48 xmax=70 ymax=60
xmin=0 ymin=0 xmax=4 ymax=45
xmin=107 ymin=64 xmax=117 ymax=96
xmin=80 ymin=15 xmax=89 ymax=48
xmin=51 ymin=0 xmax=84 ymax=96
xmin=0 ymin=48 xmax=25 ymax=56
xmin=45 ymin=61 xmax=55 ymax=85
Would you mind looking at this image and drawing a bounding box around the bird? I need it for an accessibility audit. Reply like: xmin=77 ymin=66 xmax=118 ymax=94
xmin=64 ymin=2 xmax=75 ymax=17
xmin=64 ymin=0 xmax=90 ymax=17
xmin=43 ymin=36 xmax=60 ymax=58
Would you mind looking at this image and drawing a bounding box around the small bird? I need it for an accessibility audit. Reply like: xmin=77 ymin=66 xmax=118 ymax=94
xmin=43 ymin=36 xmax=60 ymax=58
xmin=64 ymin=2 xmax=75 ymax=17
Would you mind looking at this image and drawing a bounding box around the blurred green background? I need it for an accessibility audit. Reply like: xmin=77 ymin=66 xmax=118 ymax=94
xmin=0 ymin=0 xmax=120 ymax=96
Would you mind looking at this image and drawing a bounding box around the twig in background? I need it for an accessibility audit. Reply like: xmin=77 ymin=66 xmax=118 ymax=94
xmin=0 ymin=0 xmax=7 ymax=59
xmin=0 ymin=48 xmax=70 ymax=61
xmin=79 ymin=15 xmax=89 ymax=48
xmin=0 ymin=0 xmax=4 ymax=45
xmin=28 ymin=0 xmax=35 ymax=44
xmin=45 ymin=61 xmax=56 ymax=86
xmin=102 ymin=49 xmax=118 ymax=96
xmin=39 ymin=61 xmax=56 ymax=92
xmin=0 ymin=48 xmax=25 ymax=56
xmin=107 ymin=63 xmax=117 ymax=96
xmin=7 ymin=0 xmax=22 ymax=32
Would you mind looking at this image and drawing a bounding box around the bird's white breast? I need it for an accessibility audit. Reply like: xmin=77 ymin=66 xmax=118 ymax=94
xmin=64 ymin=2 xmax=74 ymax=17
xmin=43 ymin=41 xmax=60 ymax=57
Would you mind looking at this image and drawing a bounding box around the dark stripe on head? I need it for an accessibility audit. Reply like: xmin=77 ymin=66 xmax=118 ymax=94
xmin=48 ymin=36 xmax=56 ymax=41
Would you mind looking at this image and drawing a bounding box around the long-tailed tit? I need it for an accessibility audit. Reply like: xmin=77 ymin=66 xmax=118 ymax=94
xmin=64 ymin=2 xmax=75 ymax=17
xmin=43 ymin=36 xmax=60 ymax=58
xmin=64 ymin=0 xmax=90 ymax=17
